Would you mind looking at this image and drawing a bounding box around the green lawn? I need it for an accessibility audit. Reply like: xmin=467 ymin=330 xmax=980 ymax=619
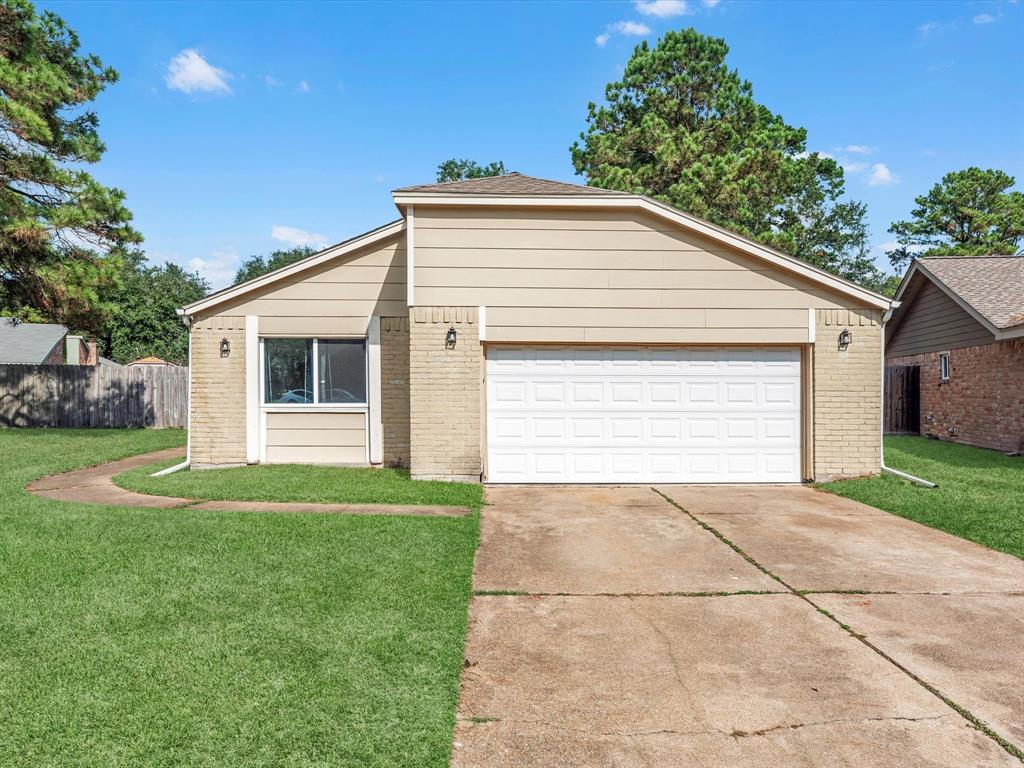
xmin=0 ymin=429 xmax=479 ymax=767
xmin=115 ymin=456 xmax=483 ymax=509
xmin=820 ymin=436 xmax=1023 ymax=560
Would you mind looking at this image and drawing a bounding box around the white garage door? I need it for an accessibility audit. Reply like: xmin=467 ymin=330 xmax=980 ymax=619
xmin=486 ymin=347 xmax=802 ymax=484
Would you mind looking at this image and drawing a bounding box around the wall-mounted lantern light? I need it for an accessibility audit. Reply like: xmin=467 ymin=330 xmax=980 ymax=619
xmin=838 ymin=328 xmax=852 ymax=350
xmin=445 ymin=326 xmax=457 ymax=349
xmin=220 ymin=337 xmax=231 ymax=357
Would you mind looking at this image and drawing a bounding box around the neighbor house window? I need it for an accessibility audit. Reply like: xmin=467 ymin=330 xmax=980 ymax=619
xmin=263 ymin=338 xmax=366 ymax=405
xmin=939 ymin=352 xmax=950 ymax=382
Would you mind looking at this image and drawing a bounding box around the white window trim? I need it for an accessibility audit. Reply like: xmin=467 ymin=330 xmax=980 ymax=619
xmin=939 ymin=351 xmax=951 ymax=382
xmin=260 ymin=336 xmax=370 ymax=409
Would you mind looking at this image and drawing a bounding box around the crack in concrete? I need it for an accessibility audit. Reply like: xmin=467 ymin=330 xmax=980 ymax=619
xmin=653 ymin=487 xmax=1024 ymax=762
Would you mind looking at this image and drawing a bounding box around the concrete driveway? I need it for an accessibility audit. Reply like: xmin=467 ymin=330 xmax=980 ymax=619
xmin=452 ymin=485 xmax=1024 ymax=767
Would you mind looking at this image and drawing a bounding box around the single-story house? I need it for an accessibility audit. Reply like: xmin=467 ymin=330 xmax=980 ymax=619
xmin=886 ymin=256 xmax=1023 ymax=453
xmin=0 ymin=317 xmax=68 ymax=364
xmin=178 ymin=173 xmax=893 ymax=483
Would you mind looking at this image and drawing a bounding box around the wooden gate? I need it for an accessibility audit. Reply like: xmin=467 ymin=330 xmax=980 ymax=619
xmin=884 ymin=365 xmax=920 ymax=435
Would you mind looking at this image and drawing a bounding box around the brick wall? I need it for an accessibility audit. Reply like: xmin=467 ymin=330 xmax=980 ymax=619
xmin=380 ymin=316 xmax=410 ymax=467
xmin=189 ymin=315 xmax=246 ymax=466
xmin=408 ymin=306 xmax=481 ymax=481
xmin=888 ymin=340 xmax=1024 ymax=453
xmin=813 ymin=308 xmax=883 ymax=480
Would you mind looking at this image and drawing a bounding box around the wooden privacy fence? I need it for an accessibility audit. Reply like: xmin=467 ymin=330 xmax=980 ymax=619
xmin=0 ymin=364 xmax=188 ymax=428
xmin=884 ymin=365 xmax=920 ymax=435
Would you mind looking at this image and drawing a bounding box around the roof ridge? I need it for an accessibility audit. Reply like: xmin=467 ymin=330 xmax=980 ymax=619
xmin=920 ymin=254 xmax=1022 ymax=260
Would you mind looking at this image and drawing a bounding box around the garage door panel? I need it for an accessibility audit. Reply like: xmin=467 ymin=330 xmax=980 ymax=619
xmin=487 ymin=346 xmax=801 ymax=483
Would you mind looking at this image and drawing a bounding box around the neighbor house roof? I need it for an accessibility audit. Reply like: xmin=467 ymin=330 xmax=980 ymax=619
xmin=891 ymin=255 xmax=1024 ymax=340
xmin=0 ymin=317 xmax=67 ymax=364
xmin=916 ymin=256 xmax=1024 ymax=330
xmin=393 ymin=172 xmax=629 ymax=197
xmin=127 ymin=356 xmax=179 ymax=366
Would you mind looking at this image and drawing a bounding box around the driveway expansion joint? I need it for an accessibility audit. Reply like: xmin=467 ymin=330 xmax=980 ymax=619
xmin=652 ymin=486 xmax=1024 ymax=762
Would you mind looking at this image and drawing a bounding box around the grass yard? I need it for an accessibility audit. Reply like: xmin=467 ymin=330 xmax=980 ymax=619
xmin=116 ymin=456 xmax=483 ymax=509
xmin=821 ymin=435 xmax=1023 ymax=560
xmin=0 ymin=429 xmax=480 ymax=767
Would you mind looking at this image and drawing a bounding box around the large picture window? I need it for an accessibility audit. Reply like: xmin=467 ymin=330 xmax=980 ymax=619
xmin=263 ymin=338 xmax=366 ymax=405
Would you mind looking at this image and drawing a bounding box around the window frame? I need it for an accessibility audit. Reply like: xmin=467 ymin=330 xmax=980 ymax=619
xmin=938 ymin=351 xmax=951 ymax=382
xmin=260 ymin=336 xmax=368 ymax=411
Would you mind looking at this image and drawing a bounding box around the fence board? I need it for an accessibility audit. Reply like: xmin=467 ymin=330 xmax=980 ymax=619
xmin=0 ymin=364 xmax=188 ymax=428
xmin=884 ymin=365 xmax=920 ymax=435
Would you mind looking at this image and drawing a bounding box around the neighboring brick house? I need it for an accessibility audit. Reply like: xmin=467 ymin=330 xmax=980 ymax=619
xmin=886 ymin=256 xmax=1024 ymax=453
xmin=179 ymin=173 xmax=894 ymax=483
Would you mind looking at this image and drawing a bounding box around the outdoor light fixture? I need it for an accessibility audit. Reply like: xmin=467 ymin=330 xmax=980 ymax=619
xmin=838 ymin=328 xmax=852 ymax=350
xmin=220 ymin=338 xmax=231 ymax=356
xmin=445 ymin=326 xmax=457 ymax=349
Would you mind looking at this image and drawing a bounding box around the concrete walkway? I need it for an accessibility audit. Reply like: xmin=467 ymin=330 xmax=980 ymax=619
xmin=453 ymin=485 xmax=1024 ymax=767
xmin=26 ymin=449 xmax=469 ymax=517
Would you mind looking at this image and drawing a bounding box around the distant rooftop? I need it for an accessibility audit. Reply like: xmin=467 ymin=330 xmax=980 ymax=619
xmin=394 ymin=172 xmax=629 ymax=197
xmin=918 ymin=255 xmax=1024 ymax=329
xmin=0 ymin=317 xmax=67 ymax=364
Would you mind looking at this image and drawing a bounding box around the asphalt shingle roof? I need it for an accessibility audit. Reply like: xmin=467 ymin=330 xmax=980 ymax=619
xmin=0 ymin=317 xmax=67 ymax=363
xmin=394 ymin=172 xmax=629 ymax=197
xmin=918 ymin=256 xmax=1024 ymax=329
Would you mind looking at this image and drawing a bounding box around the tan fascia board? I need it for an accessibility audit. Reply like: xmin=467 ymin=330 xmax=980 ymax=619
xmin=906 ymin=260 xmax=1004 ymax=339
xmin=179 ymin=219 xmax=406 ymax=318
xmin=392 ymin=193 xmax=892 ymax=310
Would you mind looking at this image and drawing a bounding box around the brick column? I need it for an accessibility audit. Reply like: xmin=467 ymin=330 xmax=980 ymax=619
xmin=190 ymin=315 xmax=247 ymax=467
xmin=380 ymin=316 xmax=411 ymax=467
xmin=408 ymin=306 xmax=481 ymax=482
xmin=813 ymin=308 xmax=882 ymax=480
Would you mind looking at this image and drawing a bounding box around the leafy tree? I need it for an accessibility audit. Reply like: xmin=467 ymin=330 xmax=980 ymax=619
xmin=106 ymin=261 xmax=208 ymax=365
xmin=436 ymin=158 xmax=507 ymax=183
xmin=0 ymin=0 xmax=140 ymax=333
xmin=570 ymin=28 xmax=885 ymax=289
xmin=886 ymin=168 xmax=1024 ymax=271
xmin=233 ymin=246 xmax=314 ymax=285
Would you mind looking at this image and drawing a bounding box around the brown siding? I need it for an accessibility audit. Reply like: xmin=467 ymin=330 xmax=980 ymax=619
xmin=887 ymin=276 xmax=994 ymax=357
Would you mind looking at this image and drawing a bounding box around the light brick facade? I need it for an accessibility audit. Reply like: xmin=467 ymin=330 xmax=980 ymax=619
xmin=380 ymin=316 xmax=411 ymax=467
xmin=888 ymin=340 xmax=1024 ymax=453
xmin=813 ymin=308 xmax=883 ymax=480
xmin=189 ymin=315 xmax=246 ymax=467
xmin=408 ymin=306 xmax=481 ymax=481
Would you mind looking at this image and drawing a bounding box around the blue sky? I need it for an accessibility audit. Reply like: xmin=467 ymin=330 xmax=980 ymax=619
xmin=44 ymin=0 xmax=1024 ymax=289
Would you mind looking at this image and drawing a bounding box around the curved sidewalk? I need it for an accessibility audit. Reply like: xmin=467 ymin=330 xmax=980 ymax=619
xmin=26 ymin=449 xmax=469 ymax=517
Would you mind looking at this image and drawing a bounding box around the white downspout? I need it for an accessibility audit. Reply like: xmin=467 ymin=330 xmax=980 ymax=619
xmin=879 ymin=301 xmax=935 ymax=488
xmin=156 ymin=311 xmax=194 ymax=477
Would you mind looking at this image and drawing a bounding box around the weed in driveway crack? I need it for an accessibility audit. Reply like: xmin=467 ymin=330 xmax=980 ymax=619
xmin=652 ymin=487 xmax=1024 ymax=763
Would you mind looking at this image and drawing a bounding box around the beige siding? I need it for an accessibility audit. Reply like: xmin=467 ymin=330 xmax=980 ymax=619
xmin=414 ymin=207 xmax=849 ymax=344
xmin=264 ymin=411 xmax=366 ymax=464
xmin=194 ymin=234 xmax=406 ymax=337
xmin=887 ymin=275 xmax=994 ymax=357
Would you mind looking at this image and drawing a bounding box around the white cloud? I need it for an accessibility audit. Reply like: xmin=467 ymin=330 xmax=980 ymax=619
xmin=867 ymin=163 xmax=898 ymax=186
xmin=634 ymin=0 xmax=688 ymax=17
xmin=918 ymin=20 xmax=942 ymax=37
xmin=842 ymin=161 xmax=869 ymax=174
xmin=298 ymin=80 xmax=311 ymax=92
xmin=596 ymin=20 xmax=652 ymax=45
xmin=188 ymin=248 xmax=240 ymax=290
xmin=877 ymin=240 xmax=925 ymax=256
xmin=271 ymin=225 xmax=328 ymax=248
xmin=837 ymin=144 xmax=875 ymax=155
xmin=263 ymin=75 xmax=281 ymax=88
xmin=973 ymin=13 xmax=995 ymax=24
xmin=702 ymin=0 xmax=721 ymax=6
xmin=795 ymin=150 xmax=833 ymax=160
xmin=165 ymin=49 xmax=232 ymax=94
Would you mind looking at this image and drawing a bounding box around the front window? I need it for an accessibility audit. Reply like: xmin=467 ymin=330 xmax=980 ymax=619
xmin=263 ymin=338 xmax=366 ymax=405
xmin=939 ymin=352 xmax=950 ymax=382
